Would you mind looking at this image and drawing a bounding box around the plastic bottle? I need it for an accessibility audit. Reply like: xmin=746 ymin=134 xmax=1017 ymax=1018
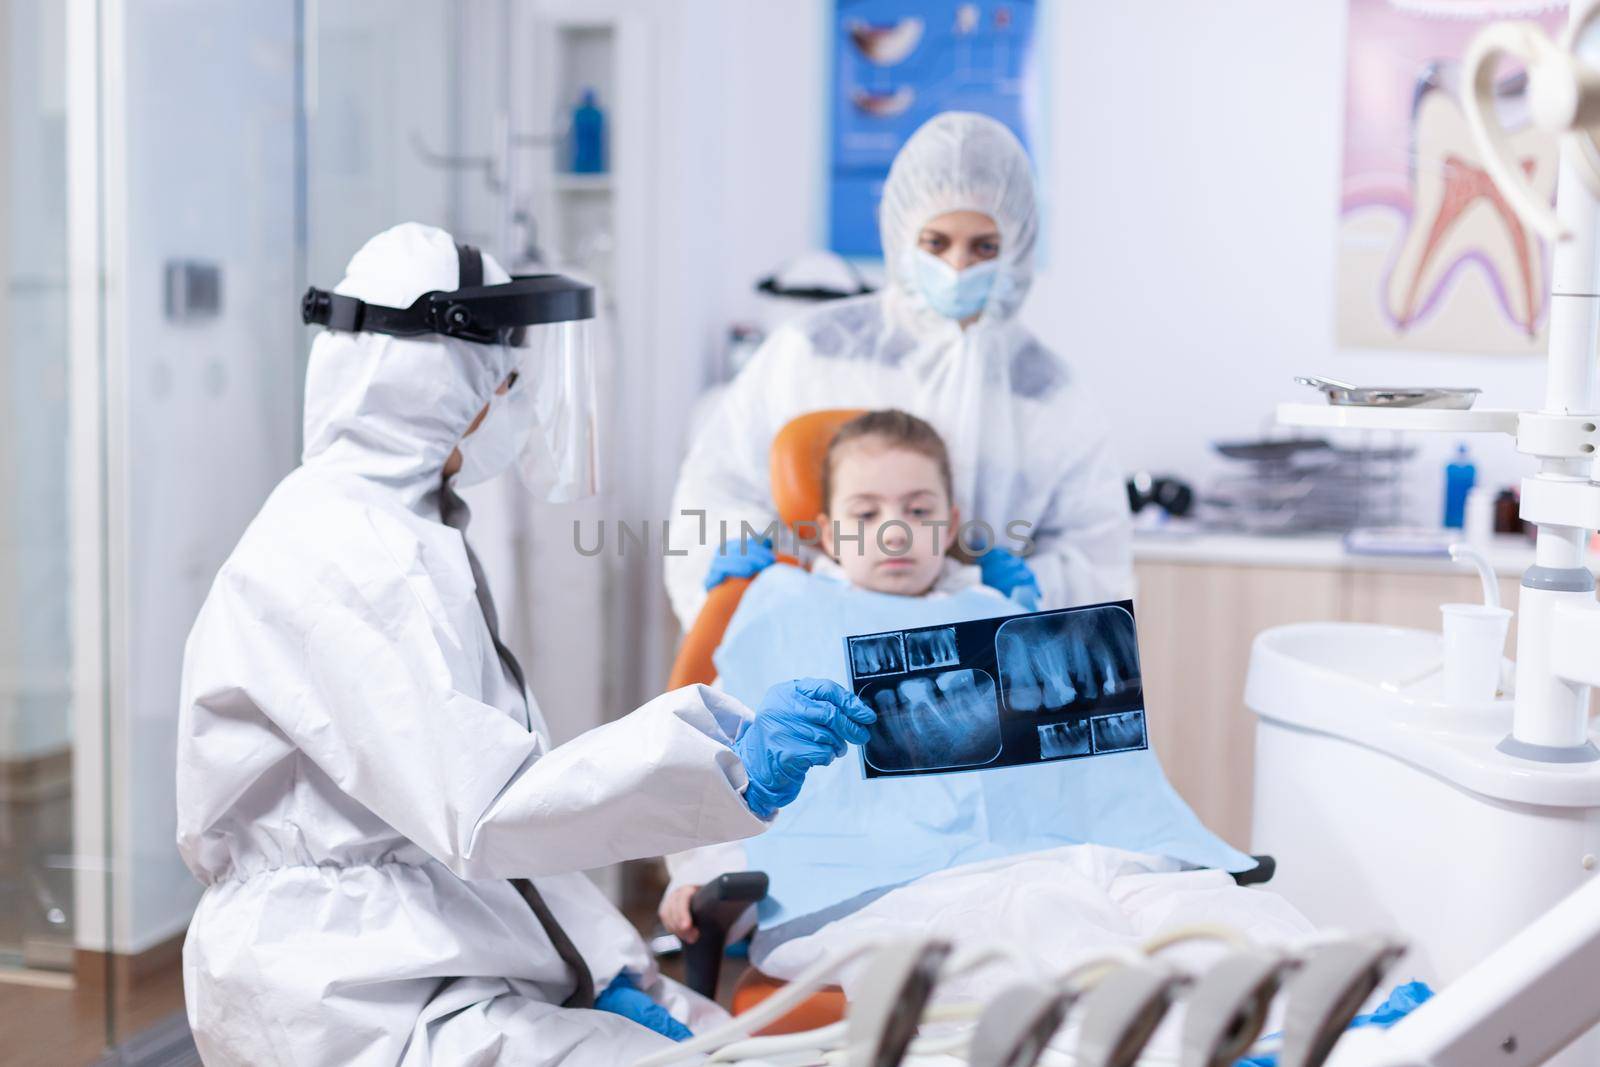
xmin=571 ymin=88 xmax=605 ymax=174
xmin=1493 ymin=488 xmax=1523 ymax=534
xmin=1443 ymin=443 xmax=1477 ymax=529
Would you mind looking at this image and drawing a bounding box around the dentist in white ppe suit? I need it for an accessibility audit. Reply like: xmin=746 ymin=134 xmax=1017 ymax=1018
xmin=175 ymin=223 xmax=873 ymax=1066
xmin=666 ymin=111 xmax=1132 ymax=627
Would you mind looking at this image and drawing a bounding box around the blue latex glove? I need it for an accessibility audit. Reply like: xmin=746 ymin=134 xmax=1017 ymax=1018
xmin=978 ymin=547 xmax=1041 ymax=609
xmin=703 ymin=537 xmax=777 ymax=592
xmin=594 ymin=973 xmax=693 ymax=1042
xmin=1235 ymin=981 xmax=1433 ymax=1067
xmin=734 ymin=678 xmax=876 ymax=820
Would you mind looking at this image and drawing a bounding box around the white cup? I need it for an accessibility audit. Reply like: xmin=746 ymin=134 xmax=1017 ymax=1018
xmin=1440 ymin=603 xmax=1512 ymax=704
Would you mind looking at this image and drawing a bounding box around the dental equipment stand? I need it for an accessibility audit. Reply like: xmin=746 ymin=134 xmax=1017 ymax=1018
xmin=1269 ymin=6 xmax=1600 ymax=1064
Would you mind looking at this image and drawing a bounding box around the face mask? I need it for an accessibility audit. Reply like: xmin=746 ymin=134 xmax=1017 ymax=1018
xmin=453 ymin=383 xmax=535 ymax=488
xmin=911 ymin=248 xmax=1000 ymax=321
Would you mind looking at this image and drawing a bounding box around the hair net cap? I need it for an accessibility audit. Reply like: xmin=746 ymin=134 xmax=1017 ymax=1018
xmin=878 ymin=112 xmax=1038 ymax=321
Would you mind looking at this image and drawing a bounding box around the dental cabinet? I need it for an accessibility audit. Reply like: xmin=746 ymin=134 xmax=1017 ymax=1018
xmin=1132 ymin=532 xmax=1566 ymax=848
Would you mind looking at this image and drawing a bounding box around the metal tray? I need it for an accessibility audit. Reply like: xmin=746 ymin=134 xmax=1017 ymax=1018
xmin=1296 ymin=375 xmax=1481 ymax=410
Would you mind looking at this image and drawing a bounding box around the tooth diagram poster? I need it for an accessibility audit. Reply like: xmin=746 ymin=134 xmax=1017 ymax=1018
xmin=1336 ymin=1 xmax=1566 ymax=355
xmin=845 ymin=600 xmax=1146 ymax=780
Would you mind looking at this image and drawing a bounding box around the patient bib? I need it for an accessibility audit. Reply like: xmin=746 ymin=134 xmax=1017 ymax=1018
xmin=716 ymin=565 xmax=1252 ymax=929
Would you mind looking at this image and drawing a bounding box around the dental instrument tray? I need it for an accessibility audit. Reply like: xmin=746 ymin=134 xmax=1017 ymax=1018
xmin=1296 ymin=375 xmax=1481 ymax=410
xmin=844 ymin=600 xmax=1144 ymax=779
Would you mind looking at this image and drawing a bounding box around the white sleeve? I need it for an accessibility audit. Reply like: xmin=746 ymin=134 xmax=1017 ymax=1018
xmin=1022 ymin=405 xmax=1134 ymax=608
xmin=664 ymin=327 xmax=812 ymax=630
xmin=186 ymin=561 xmax=768 ymax=881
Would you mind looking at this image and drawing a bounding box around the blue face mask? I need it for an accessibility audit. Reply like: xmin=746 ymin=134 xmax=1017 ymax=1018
xmin=911 ymin=248 xmax=1000 ymax=321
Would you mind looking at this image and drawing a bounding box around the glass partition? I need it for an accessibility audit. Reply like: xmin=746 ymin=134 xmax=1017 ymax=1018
xmin=0 ymin=0 xmax=110 ymax=1061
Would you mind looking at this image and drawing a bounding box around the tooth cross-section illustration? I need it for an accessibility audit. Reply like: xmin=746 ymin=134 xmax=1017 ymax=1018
xmin=1385 ymin=64 xmax=1554 ymax=337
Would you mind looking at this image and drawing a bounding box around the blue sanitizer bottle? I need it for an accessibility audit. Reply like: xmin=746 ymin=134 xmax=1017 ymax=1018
xmin=1443 ymin=443 xmax=1477 ymax=528
xmin=571 ymin=88 xmax=605 ymax=174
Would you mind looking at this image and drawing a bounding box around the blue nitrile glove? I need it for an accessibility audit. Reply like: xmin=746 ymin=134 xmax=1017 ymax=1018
xmin=978 ymin=547 xmax=1041 ymax=609
xmin=703 ymin=537 xmax=777 ymax=592
xmin=594 ymin=972 xmax=693 ymax=1042
xmin=734 ymin=678 xmax=876 ymax=820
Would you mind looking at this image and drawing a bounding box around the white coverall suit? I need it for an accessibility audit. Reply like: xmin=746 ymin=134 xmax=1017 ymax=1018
xmin=176 ymin=224 xmax=765 ymax=1065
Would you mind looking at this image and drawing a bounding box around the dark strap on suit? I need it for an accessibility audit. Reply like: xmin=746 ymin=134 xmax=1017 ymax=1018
xmin=441 ymin=487 xmax=596 ymax=1010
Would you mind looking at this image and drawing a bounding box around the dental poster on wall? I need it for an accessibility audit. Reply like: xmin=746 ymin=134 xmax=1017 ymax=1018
xmin=1336 ymin=0 xmax=1566 ymax=355
xmin=844 ymin=600 xmax=1146 ymax=779
xmin=829 ymin=0 xmax=1040 ymax=256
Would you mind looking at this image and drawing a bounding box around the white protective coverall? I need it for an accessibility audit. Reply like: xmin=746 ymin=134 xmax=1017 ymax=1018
xmin=176 ymin=223 xmax=766 ymax=1066
xmin=665 ymin=112 xmax=1133 ymax=628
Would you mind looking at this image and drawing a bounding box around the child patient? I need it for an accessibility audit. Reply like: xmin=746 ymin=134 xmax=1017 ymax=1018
xmin=658 ymin=409 xmax=1310 ymax=1008
xmin=806 ymin=408 xmax=992 ymax=600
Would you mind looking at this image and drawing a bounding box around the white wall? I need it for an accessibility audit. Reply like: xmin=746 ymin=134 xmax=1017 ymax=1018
xmin=1032 ymin=0 xmax=1544 ymax=519
xmin=653 ymin=0 xmax=1552 ymax=528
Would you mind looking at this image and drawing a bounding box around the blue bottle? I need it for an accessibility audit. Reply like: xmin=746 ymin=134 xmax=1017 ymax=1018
xmin=571 ymin=88 xmax=605 ymax=174
xmin=1443 ymin=443 xmax=1477 ymax=528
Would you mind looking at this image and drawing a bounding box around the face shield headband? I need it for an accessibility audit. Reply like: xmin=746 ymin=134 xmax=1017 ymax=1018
xmin=300 ymin=243 xmax=595 ymax=347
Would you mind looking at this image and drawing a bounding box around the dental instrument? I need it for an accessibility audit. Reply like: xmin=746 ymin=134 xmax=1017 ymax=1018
xmin=1275 ymin=939 xmax=1406 ymax=1067
xmin=642 ymin=925 xmax=1416 ymax=1067
xmin=1072 ymin=964 xmax=1186 ymax=1067
xmin=966 ymin=984 xmax=1076 ymax=1067
xmin=1177 ymin=952 xmax=1293 ymax=1067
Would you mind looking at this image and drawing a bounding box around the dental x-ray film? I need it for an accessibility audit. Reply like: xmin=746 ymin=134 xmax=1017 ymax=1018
xmin=845 ymin=600 xmax=1146 ymax=778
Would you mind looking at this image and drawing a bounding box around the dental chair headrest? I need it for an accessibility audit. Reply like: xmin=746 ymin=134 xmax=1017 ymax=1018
xmin=770 ymin=408 xmax=867 ymax=531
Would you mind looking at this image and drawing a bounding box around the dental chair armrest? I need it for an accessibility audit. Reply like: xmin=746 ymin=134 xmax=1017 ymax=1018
xmin=684 ymin=871 xmax=769 ymax=999
xmin=1231 ymin=854 xmax=1276 ymax=887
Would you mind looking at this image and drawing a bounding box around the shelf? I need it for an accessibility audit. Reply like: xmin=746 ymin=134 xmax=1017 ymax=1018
xmin=1276 ymin=402 xmax=1521 ymax=436
xmin=552 ymin=172 xmax=612 ymax=193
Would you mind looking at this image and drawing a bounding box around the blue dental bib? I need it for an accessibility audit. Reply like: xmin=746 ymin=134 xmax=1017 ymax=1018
xmin=716 ymin=565 xmax=1251 ymax=929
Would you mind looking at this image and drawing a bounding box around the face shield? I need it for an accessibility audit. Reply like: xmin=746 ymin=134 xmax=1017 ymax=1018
xmin=302 ymin=243 xmax=600 ymax=501
xmin=506 ymin=316 xmax=599 ymax=503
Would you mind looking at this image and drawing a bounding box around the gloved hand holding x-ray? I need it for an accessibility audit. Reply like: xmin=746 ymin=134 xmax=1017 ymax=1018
xmin=735 ymin=678 xmax=876 ymax=818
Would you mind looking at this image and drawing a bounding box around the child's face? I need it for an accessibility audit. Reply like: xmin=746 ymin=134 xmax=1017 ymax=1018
xmin=820 ymin=440 xmax=958 ymax=596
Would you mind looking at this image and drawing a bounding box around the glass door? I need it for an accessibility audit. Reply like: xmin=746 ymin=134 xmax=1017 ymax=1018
xmin=0 ymin=0 xmax=113 ymax=1062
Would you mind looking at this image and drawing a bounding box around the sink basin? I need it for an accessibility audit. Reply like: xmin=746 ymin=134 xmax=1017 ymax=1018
xmin=1249 ymin=622 xmax=1510 ymax=728
xmin=1246 ymin=621 xmax=1600 ymax=806
xmin=1257 ymin=622 xmax=1445 ymax=686
xmin=1249 ymin=621 xmax=1600 ymax=997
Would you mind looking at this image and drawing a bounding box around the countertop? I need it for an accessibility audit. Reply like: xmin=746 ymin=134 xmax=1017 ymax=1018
xmin=1129 ymin=530 xmax=1587 ymax=578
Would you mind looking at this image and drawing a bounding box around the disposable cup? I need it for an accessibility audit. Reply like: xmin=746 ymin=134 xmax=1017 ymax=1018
xmin=1440 ymin=603 xmax=1512 ymax=705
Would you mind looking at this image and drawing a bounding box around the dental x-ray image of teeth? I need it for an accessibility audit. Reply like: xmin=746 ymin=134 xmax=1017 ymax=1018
xmin=849 ymin=633 xmax=906 ymax=677
xmin=846 ymin=600 xmax=1149 ymax=778
xmin=1091 ymin=711 xmax=1147 ymax=754
xmin=996 ymin=606 xmax=1140 ymax=716
xmin=1037 ymin=721 xmax=1091 ymax=760
xmin=905 ymin=627 xmax=959 ymax=670
xmin=862 ymin=669 xmax=1002 ymax=774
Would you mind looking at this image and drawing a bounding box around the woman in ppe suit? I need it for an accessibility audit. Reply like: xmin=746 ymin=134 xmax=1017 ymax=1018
xmin=665 ymin=112 xmax=1132 ymax=628
xmin=175 ymin=223 xmax=873 ymax=1067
